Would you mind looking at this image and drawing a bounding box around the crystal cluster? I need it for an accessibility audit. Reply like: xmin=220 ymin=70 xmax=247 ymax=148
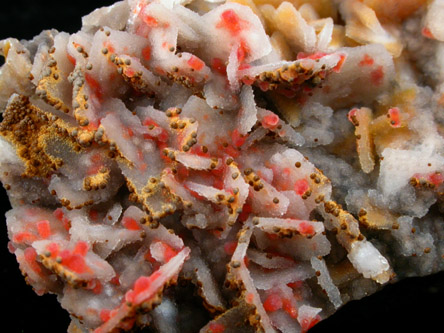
xmin=1 ymin=0 xmax=443 ymax=332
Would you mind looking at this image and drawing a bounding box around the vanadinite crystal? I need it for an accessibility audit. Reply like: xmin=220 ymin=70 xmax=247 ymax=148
xmin=1 ymin=0 xmax=444 ymax=332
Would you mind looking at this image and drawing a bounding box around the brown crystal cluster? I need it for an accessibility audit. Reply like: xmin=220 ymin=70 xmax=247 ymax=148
xmin=1 ymin=0 xmax=444 ymax=332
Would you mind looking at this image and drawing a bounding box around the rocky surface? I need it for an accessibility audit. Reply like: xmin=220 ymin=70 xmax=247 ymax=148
xmin=1 ymin=1 xmax=444 ymax=332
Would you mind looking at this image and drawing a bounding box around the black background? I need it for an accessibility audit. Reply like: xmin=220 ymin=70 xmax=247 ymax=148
xmin=0 ymin=1 xmax=443 ymax=332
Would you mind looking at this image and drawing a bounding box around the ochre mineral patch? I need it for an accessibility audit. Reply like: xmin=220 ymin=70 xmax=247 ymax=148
xmin=1 ymin=0 xmax=444 ymax=332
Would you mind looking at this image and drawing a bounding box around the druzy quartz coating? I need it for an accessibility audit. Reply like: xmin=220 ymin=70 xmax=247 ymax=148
xmin=0 ymin=0 xmax=443 ymax=332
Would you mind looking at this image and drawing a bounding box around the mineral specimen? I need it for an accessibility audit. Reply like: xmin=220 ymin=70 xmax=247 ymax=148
xmin=1 ymin=0 xmax=444 ymax=332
